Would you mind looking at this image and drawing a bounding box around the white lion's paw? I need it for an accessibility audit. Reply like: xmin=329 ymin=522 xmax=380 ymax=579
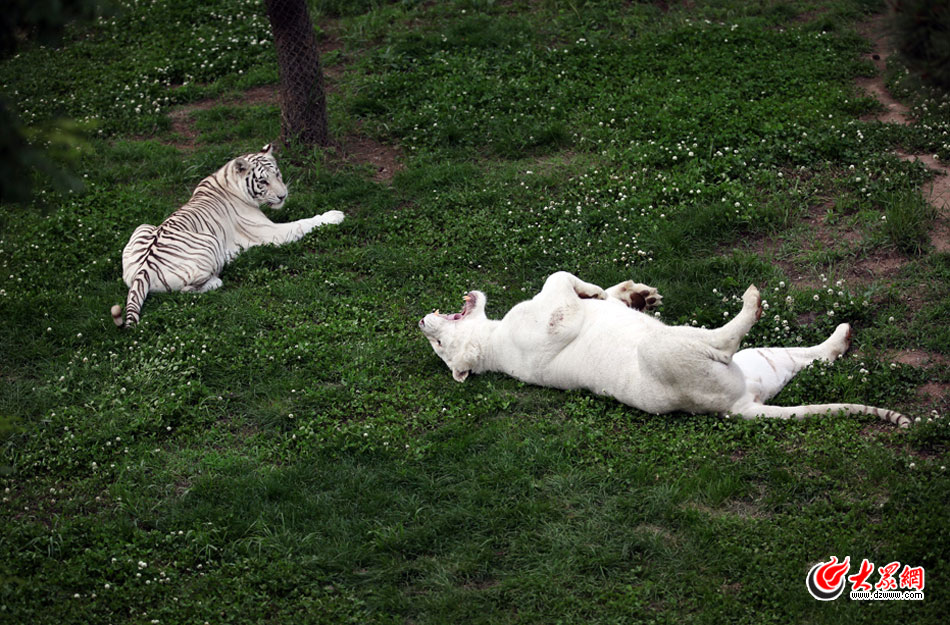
xmin=575 ymin=284 xmax=607 ymax=300
xmin=320 ymin=210 xmax=345 ymax=225
xmin=826 ymin=323 xmax=852 ymax=360
xmin=742 ymin=285 xmax=762 ymax=320
xmin=609 ymin=281 xmax=663 ymax=311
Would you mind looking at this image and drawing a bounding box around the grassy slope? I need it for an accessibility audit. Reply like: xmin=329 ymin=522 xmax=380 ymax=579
xmin=1 ymin=0 xmax=949 ymax=623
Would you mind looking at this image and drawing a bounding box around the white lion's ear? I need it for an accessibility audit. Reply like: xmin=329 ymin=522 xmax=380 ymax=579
xmin=451 ymin=343 xmax=478 ymax=382
xmin=234 ymin=158 xmax=249 ymax=173
xmin=261 ymin=143 xmax=274 ymax=154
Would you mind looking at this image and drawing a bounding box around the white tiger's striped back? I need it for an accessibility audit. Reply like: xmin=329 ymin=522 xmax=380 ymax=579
xmin=112 ymin=144 xmax=294 ymax=327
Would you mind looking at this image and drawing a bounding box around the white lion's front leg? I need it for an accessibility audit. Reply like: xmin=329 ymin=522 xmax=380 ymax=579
xmin=540 ymin=271 xmax=606 ymax=301
xmin=606 ymin=280 xmax=663 ymax=311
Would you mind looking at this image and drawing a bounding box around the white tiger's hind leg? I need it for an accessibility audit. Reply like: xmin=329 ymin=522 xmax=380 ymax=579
xmin=121 ymin=224 xmax=158 ymax=285
xmin=733 ymin=323 xmax=851 ymax=403
xmin=182 ymin=276 xmax=223 ymax=293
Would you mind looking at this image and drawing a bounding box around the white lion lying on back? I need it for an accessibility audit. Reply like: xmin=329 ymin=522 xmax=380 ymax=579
xmin=418 ymin=271 xmax=910 ymax=427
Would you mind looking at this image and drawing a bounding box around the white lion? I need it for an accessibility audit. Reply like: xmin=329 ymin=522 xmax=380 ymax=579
xmin=418 ymin=271 xmax=910 ymax=427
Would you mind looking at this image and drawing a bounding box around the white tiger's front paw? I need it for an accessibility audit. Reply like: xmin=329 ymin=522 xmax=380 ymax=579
xmin=319 ymin=210 xmax=345 ymax=225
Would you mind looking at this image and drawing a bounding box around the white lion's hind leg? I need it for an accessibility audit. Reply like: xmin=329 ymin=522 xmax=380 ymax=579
xmin=733 ymin=323 xmax=852 ymax=404
xmin=606 ymin=280 xmax=663 ymax=311
xmin=727 ymin=323 xmax=909 ymax=428
xmin=819 ymin=323 xmax=852 ymax=361
xmin=706 ymin=284 xmax=762 ymax=358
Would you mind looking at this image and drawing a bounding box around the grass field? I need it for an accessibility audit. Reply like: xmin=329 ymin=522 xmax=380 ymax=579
xmin=2 ymin=0 xmax=949 ymax=622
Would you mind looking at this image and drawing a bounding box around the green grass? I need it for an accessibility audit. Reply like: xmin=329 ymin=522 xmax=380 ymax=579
xmin=2 ymin=0 xmax=950 ymax=623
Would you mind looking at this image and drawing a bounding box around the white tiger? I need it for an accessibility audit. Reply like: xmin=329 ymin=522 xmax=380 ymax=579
xmin=419 ymin=271 xmax=911 ymax=427
xmin=111 ymin=144 xmax=343 ymax=327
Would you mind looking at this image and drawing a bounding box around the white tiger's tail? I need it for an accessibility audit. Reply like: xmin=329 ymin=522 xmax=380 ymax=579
xmin=734 ymin=402 xmax=911 ymax=428
xmin=112 ymin=270 xmax=150 ymax=328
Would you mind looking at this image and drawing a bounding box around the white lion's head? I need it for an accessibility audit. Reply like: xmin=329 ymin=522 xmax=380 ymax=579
xmin=418 ymin=291 xmax=488 ymax=382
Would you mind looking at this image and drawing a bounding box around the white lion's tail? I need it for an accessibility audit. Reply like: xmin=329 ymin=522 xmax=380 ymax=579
xmin=111 ymin=269 xmax=150 ymax=328
xmin=734 ymin=402 xmax=911 ymax=428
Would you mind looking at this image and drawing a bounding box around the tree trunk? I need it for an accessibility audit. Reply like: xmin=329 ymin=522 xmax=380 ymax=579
xmin=263 ymin=0 xmax=330 ymax=147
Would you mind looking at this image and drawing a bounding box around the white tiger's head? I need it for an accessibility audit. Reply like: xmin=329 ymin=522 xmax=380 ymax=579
xmin=418 ymin=291 xmax=489 ymax=382
xmin=233 ymin=144 xmax=288 ymax=208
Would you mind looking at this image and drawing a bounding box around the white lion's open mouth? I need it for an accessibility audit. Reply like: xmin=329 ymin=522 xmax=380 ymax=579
xmin=435 ymin=292 xmax=477 ymax=321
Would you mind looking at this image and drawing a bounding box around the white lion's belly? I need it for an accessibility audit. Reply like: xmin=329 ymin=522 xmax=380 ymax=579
xmin=502 ymin=303 xmax=746 ymax=415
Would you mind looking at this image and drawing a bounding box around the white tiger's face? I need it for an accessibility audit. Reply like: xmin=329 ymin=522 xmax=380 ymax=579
xmin=234 ymin=144 xmax=288 ymax=208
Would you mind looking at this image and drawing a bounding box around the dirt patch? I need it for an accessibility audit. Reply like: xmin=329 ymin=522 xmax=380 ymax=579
xmin=879 ymin=349 xmax=949 ymax=419
xmin=837 ymin=249 xmax=906 ymax=286
xmin=743 ymin=199 xmax=906 ymax=289
xmin=166 ymin=85 xmax=280 ymax=149
xmin=854 ymin=14 xmax=910 ymax=124
xmin=856 ymin=77 xmax=911 ymax=124
xmin=340 ymin=130 xmax=405 ymax=183
xmin=792 ymin=8 xmax=829 ymax=24
xmin=887 ymin=349 xmax=950 ymax=368
xmin=856 ymin=15 xmax=950 ymax=254
xmin=895 ymin=152 xmax=950 ymax=253
xmin=162 ymin=85 xmax=404 ymax=182
xmin=683 ymin=499 xmax=770 ymax=521
xmin=854 ymin=13 xmax=907 ymax=123
xmin=917 ymin=382 xmax=949 ymax=404
xmin=860 ymin=419 xmax=946 ymax=459
xmin=167 ymin=109 xmax=200 ymax=146
xmin=891 ymin=352 xmax=949 ymax=417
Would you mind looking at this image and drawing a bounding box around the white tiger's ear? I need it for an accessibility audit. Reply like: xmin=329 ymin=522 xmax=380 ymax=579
xmin=261 ymin=143 xmax=274 ymax=154
xmin=234 ymin=158 xmax=250 ymax=174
